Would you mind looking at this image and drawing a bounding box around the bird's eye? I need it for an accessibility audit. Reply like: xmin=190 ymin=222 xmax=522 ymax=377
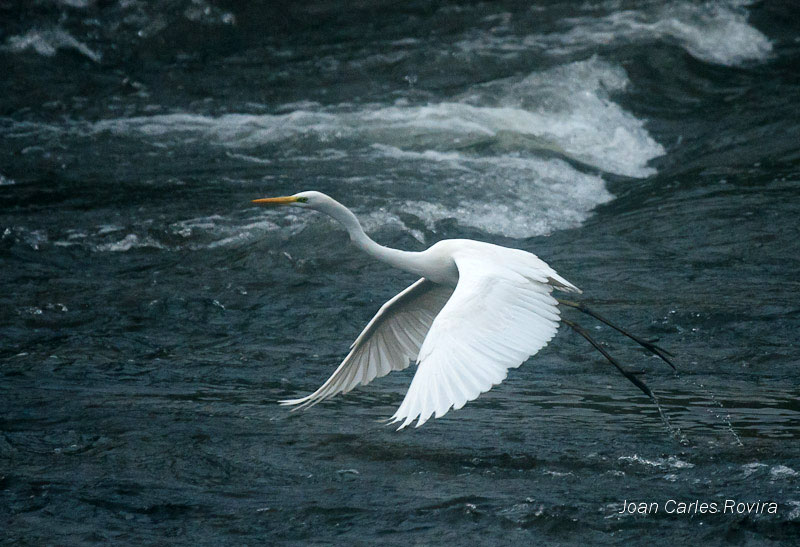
xmin=296 ymin=197 xmax=309 ymax=203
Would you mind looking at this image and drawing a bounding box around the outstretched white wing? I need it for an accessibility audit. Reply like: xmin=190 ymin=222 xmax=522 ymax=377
xmin=280 ymin=278 xmax=454 ymax=410
xmin=390 ymin=248 xmax=567 ymax=429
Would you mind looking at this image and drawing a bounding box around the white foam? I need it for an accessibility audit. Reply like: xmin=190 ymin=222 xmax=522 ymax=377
xmin=458 ymin=57 xmax=664 ymax=177
xmin=370 ymin=144 xmax=474 ymax=170
xmin=373 ymin=150 xmax=613 ymax=238
xmin=169 ymin=214 xmax=282 ymax=249
xmin=14 ymin=57 xmax=666 ymax=241
xmin=80 ymin=215 xmax=264 ymax=252
xmin=4 ymin=28 xmax=101 ymax=63
xmin=97 ymin=224 xmax=124 ymax=235
xmin=83 ymin=59 xmax=653 ymax=239
xmin=92 ymin=58 xmax=663 ymax=179
xmin=742 ymin=462 xmax=768 ymax=477
xmin=0 ymin=173 xmax=15 ymax=186
xmin=94 ymin=234 xmax=165 ymax=252
xmin=183 ymin=0 xmax=236 ymax=25
xmin=42 ymin=213 xmax=286 ymax=252
xmin=54 ymin=0 xmax=92 ymax=7
xmin=225 ymin=152 xmax=272 ymax=165
xmin=537 ymin=1 xmax=771 ymax=67
xmin=770 ymin=465 xmax=798 ymax=480
xmin=618 ymin=454 xmax=695 ymax=469
xmin=204 ymin=220 xmax=282 ymax=249
xmin=3 ymin=227 xmax=48 ymax=250
xmin=147 ymin=97 xmax=653 ymax=177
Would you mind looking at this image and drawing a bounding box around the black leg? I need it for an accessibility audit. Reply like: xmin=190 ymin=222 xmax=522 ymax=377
xmin=562 ymin=318 xmax=655 ymax=400
xmin=557 ymin=299 xmax=675 ymax=370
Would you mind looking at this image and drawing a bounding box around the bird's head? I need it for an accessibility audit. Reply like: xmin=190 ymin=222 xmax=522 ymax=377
xmin=252 ymin=190 xmax=326 ymax=209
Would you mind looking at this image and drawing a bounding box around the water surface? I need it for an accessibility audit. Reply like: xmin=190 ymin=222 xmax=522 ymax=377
xmin=2 ymin=1 xmax=799 ymax=544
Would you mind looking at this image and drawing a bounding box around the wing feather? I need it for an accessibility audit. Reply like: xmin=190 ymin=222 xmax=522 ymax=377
xmin=279 ymin=278 xmax=454 ymax=409
xmin=391 ymin=248 xmax=564 ymax=429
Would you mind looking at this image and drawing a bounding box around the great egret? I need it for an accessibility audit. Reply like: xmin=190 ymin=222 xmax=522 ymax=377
xmin=254 ymin=191 xmax=673 ymax=429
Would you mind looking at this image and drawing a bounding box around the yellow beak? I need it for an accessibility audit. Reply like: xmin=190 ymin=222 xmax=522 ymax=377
xmin=252 ymin=196 xmax=299 ymax=205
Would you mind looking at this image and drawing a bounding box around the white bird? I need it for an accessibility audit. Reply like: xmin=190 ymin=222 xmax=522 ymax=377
xmin=254 ymin=191 xmax=674 ymax=429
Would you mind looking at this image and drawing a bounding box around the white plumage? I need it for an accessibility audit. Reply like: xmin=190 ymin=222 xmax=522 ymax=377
xmin=256 ymin=191 xmax=580 ymax=429
xmin=390 ymin=247 xmax=567 ymax=428
xmin=279 ymin=278 xmax=454 ymax=411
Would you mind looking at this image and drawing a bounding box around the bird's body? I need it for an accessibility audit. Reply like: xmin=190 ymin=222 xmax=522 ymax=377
xmin=254 ymin=191 xmax=671 ymax=429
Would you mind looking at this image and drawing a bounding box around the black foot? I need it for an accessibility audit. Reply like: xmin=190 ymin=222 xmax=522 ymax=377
xmin=557 ymin=299 xmax=675 ymax=370
xmin=562 ymin=318 xmax=655 ymax=400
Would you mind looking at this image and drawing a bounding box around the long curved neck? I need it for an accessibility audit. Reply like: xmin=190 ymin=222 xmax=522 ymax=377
xmin=315 ymin=198 xmax=427 ymax=277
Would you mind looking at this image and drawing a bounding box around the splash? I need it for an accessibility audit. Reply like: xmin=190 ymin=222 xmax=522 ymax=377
xmin=687 ymin=379 xmax=744 ymax=447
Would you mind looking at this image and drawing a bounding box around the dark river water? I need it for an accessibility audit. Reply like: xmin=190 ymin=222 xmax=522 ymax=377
xmin=2 ymin=1 xmax=799 ymax=544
